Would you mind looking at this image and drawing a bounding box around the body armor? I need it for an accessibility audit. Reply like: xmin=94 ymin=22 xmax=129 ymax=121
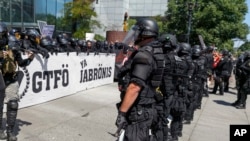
xmin=130 ymin=42 xmax=164 ymax=105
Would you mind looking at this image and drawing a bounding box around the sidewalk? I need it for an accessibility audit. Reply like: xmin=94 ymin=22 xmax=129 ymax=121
xmin=179 ymin=76 xmax=250 ymax=141
xmin=11 ymin=80 xmax=250 ymax=141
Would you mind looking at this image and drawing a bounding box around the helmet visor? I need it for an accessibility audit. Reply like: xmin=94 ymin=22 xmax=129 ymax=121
xmin=122 ymin=25 xmax=140 ymax=45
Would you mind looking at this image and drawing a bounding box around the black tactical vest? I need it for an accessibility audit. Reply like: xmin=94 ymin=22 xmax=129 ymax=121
xmin=173 ymin=55 xmax=188 ymax=76
xmin=193 ymin=57 xmax=205 ymax=80
xmin=150 ymin=43 xmax=165 ymax=88
xmin=133 ymin=42 xmax=165 ymax=104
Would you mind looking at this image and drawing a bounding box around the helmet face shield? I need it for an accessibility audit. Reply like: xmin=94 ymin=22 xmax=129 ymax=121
xmin=122 ymin=25 xmax=140 ymax=45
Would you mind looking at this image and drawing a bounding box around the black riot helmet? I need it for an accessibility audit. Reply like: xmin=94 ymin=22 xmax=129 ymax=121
xmin=8 ymin=35 xmax=21 ymax=51
xmin=0 ymin=22 xmax=8 ymax=47
xmin=158 ymin=33 xmax=177 ymax=50
xmin=244 ymin=51 xmax=250 ymax=60
xmin=25 ymin=28 xmax=41 ymax=44
xmin=9 ymin=28 xmax=22 ymax=40
xmin=40 ymin=37 xmax=52 ymax=47
xmin=77 ymin=39 xmax=86 ymax=47
xmin=122 ymin=18 xmax=158 ymax=45
xmin=69 ymin=37 xmax=78 ymax=46
xmin=192 ymin=45 xmax=201 ymax=57
xmin=56 ymin=33 xmax=69 ymax=45
xmin=221 ymin=49 xmax=229 ymax=56
xmin=206 ymin=45 xmax=214 ymax=53
xmin=179 ymin=42 xmax=191 ymax=54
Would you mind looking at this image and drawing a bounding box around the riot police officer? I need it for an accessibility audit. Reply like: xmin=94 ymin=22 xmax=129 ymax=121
xmin=231 ymin=53 xmax=245 ymax=106
xmin=234 ymin=51 xmax=250 ymax=109
xmin=187 ymin=45 xmax=205 ymax=123
xmin=158 ymin=33 xmax=179 ymax=141
xmin=170 ymin=42 xmax=194 ymax=141
xmin=115 ymin=18 xmax=164 ymax=141
xmin=56 ymin=33 xmax=75 ymax=54
xmin=224 ymin=52 xmax=234 ymax=92
xmin=24 ymin=28 xmax=50 ymax=58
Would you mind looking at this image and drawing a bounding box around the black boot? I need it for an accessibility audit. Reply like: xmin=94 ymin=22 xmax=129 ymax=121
xmin=7 ymin=132 xmax=17 ymax=141
xmin=0 ymin=129 xmax=7 ymax=140
xmin=6 ymin=100 xmax=18 ymax=141
xmin=235 ymin=103 xmax=246 ymax=109
xmin=170 ymin=135 xmax=178 ymax=141
xmin=183 ymin=120 xmax=191 ymax=124
xmin=231 ymin=101 xmax=239 ymax=106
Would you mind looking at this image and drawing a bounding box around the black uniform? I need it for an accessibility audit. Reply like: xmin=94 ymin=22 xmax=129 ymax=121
xmin=232 ymin=54 xmax=245 ymax=106
xmin=115 ymin=18 xmax=164 ymax=141
xmin=224 ymin=55 xmax=233 ymax=92
xmin=157 ymin=33 xmax=179 ymax=141
xmin=235 ymin=51 xmax=250 ymax=109
xmin=211 ymin=50 xmax=231 ymax=95
xmin=170 ymin=42 xmax=194 ymax=141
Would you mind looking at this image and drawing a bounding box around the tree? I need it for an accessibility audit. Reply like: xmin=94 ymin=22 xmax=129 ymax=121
xmin=165 ymin=0 xmax=249 ymax=51
xmin=238 ymin=41 xmax=250 ymax=51
xmin=62 ymin=0 xmax=102 ymax=39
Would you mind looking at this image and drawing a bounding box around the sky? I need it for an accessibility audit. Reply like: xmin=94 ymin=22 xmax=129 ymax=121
xmin=244 ymin=0 xmax=250 ymax=40
xmin=234 ymin=0 xmax=250 ymax=48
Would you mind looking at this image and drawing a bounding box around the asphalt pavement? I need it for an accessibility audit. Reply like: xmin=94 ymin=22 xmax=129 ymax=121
xmin=3 ymin=76 xmax=250 ymax=141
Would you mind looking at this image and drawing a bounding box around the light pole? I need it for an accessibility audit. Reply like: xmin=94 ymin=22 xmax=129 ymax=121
xmin=186 ymin=0 xmax=198 ymax=44
xmin=187 ymin=2 xmax=193 ymax=44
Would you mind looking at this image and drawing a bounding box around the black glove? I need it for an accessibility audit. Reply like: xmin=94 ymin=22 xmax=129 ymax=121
xmin=115 ymin=111 xmax=128 ymax=129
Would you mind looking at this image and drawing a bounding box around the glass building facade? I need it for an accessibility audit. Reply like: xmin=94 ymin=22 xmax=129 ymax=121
xmin=0 ymin=0 xmax=72 ymax=31
xmin=0 ymin=0 xmax=168 ymax=37
xmin=93 ymin=0 xmax=168 ymax=36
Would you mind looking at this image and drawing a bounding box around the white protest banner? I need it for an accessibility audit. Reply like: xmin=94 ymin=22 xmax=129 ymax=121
xmin=37 ymin=20 xmax=47 ymax=34
xmin=17 ymin=53 xmax=116 ymax=109
xmin=41 ymin=25 xmax=55 ymax=38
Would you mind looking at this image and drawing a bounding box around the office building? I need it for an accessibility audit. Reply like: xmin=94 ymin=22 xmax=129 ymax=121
xmin=0 ymin=0 xmax=168 ymax=37
xmin=93 ymin=0 xmax=168 ymax=36
xmin=0 ymin=0 xmax=72 ymax=32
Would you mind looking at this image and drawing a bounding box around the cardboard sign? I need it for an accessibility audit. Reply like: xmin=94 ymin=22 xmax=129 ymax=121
xmin=41 ymin=25 xmax=55 ymax=38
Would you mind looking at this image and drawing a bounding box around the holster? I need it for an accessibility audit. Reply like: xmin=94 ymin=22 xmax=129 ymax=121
xmin=128 ymin=106 xmax=152 ymax=124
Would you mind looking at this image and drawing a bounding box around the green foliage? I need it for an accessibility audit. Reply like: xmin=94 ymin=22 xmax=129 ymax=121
xmin=164 ymin=0 xmax=249 ymax=50
xmin=62 ymin=0 xmax=101 ymax=38
xmin=94 ymin=34 xmax=105 ymax=41
xmin=127 ymin=19 xmax=137 ymax=30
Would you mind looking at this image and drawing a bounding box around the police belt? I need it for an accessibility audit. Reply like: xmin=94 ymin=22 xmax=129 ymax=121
xmin=129 ymin=104 xmax=155 ymax=124
xmin=136 ymin=104 xmax=155 ymax=109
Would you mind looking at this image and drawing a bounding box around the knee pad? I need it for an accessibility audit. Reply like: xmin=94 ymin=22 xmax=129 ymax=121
xmin=7 ymin=100 xmax=18 ymax=111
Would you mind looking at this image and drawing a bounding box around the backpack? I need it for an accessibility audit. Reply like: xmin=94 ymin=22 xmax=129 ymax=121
xmin=2 ymin=49 xmax=17 ymax=74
